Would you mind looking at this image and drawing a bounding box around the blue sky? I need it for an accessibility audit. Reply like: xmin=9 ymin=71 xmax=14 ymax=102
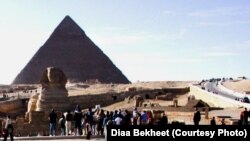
xmin=0 ymin=0 xmax=249 ymax=84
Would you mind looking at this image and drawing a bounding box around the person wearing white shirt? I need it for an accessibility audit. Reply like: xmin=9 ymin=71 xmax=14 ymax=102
xmin=3 ymin=115 xmax=14 ymax=141
xmin=115 ymin=116 xmax=123 ymax=125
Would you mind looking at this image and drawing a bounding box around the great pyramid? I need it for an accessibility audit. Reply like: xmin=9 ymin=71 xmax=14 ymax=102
xmin=12 ymin=16 xmax=130 ymax=84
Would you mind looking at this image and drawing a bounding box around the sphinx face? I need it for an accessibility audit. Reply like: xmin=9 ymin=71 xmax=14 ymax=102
xmin=47 ymin=67 xmax=62 ymax=83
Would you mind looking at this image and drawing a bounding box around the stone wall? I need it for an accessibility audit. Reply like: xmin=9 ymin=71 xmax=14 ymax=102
xmin=69 ymin=87 xmax=190 ymax=109
xmin=14 ymin=111 xmax=63 ymax=136
xmin=0 ymin=87 xmax=189 ymax=116
xmin=0 ymin=98 xmax=26 ymax=114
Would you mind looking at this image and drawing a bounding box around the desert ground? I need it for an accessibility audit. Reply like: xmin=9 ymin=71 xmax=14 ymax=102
xmin=66 ymin=81 xmax=193 ymax=96
xmin=223 ymin=80 xmax=250 ymax=94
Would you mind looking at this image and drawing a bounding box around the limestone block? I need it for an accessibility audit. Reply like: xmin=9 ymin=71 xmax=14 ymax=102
xmin=27 ymin=93 xmax=39 ymax=112
xmin=29 ymin=111 xmax=46 ymax=124
xmin=134 ymin=95 xmax=144 ymax=107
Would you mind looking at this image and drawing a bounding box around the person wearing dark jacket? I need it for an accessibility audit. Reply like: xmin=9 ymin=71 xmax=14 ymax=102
xmin=243 ymin=108 xmax=249 ymax=125
xmin=193 ymin=108 xmax=201 ymax=125
xmin=210 ymin=117 xmax=216 ymax=125
xmin=65 ymin=110 xmax=73 ymax=135
xmin=49 ymin=109 xmax=57 ymax=136
xmin=73 ymin=105 xmax=83 ymax=136
xmin=159 ymin=113 xmax=168 ymax=126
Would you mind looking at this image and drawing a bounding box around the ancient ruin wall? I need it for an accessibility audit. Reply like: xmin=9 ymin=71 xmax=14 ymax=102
xmin=0 ymin=87 xmax=189 ymax=116
xmin=69 ymin=87 xmax=190 ymax=109
xmin=0 ymin=99 xmax=25 ymax=114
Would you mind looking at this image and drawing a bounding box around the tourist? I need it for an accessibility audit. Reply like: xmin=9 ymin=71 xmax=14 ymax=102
xmin=86 ymin=107 xmax=97 ymax=135
xmin=147 ymin=111 xmax=153 ymax=123
xmin=136 ymin=112 xmax=141 ymax=125
xmin=48 ymin=109 xmax=57 ymax=136
xmin=221 ymin=118 xmax=226 ymax=125
xmin=104 ymin=119 xmax=113 ymax=141
xmin=193 ymin=108 xmax=201 ymax=125
xmin=83 ymin=113 xmax=90 ymax=135
xmin=3 ymin=115 xmax=14 ymax=141
xmin=114 ymin=113 xmax=123 ymax=125
xmin=123 ymin=110 xmax=132 ymax=125
xmin=59 ymin=114 xmax=66 ymax=136
xmin=141 ymin=111 xmax=148 ymax=125
xmin=147 ymin=118 xmax=154 ymax=125
xmin=159 ymin=112 xmax=168 ymax=126
xmin=73 ymin=105 xmax=83 ymax=136
xmin=132 ymin=107 xmax=138 ymax=118
xmin=92 ymin=109 xmax=100 ymax=135
xmin=102 ymin=111 xmax=112 ymax=133
xmin=86 ymin=119 xmax=92 ymax=140
xmin=240 ymin=110 xmax=244 ymax=125
xmin=113 ymin=110 xmax=119 ymax=119
xmin=131 ymin=113 xmax=140 ymax=125
xmin=242 ymin=108 xmax=249 ymax=125
xmin=65 ymin=110 xmax=73 ymax=136
xmin=210 ymin=117 xmax=216 ymax=125
xmin=96 ymin=109 xmax=105 ymax=135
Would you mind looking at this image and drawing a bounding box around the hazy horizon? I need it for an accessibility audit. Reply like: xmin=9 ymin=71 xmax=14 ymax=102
xmin=0 ymin=0 xmax=249 ymax=84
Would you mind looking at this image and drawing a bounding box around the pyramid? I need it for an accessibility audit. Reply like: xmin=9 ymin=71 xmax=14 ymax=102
xmin=12 ymin=16 xmax=130 ymax=84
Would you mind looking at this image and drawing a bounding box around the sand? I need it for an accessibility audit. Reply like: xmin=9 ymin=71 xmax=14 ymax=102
xmin=67 ymin=81 xmax=193 ymax=96
xmin=223 ymin=80 xmax=250 ymax=94
xmin=103 ymin=92 xmax=189 ymax=111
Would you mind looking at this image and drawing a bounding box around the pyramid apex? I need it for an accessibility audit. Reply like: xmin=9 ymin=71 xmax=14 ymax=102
xmin=51 ymin=15 xmax=85 ymax=36
xmin=61 ymin=15 xmax=75 ymax=24
xmin=65 ymin=15 xmax=71 ymax=18
xmin=63 ymin=15 xmax=73 ymax=20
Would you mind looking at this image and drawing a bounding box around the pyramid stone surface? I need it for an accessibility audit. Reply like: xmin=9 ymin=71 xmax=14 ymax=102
xmin=12 ymin=16 xmax=130 ymax=84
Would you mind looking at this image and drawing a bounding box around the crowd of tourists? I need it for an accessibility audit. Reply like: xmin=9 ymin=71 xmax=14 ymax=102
xmin=48 ymin=105 xmax=168 ymax=139
xmin=1 ymin=106 xmax=250 ymax=140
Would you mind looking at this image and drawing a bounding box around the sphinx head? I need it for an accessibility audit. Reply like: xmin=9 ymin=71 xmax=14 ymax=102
xmin=40 ymin=67 xmax=67 ymax=89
